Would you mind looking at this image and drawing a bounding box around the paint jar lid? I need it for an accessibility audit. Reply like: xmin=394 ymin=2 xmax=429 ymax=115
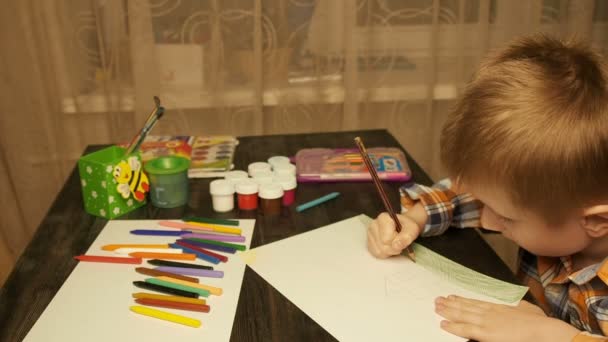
xmin=259 ymin=183 xmax=284 ymax=199
xmin=248 ymin=162 xmax=272 ymax=177
xmin=267 ymin=156 xmax=291 ymax=168
xmin=275 ymin=175 xmax=297 ymax=191
xmin=251 ymin=169 xmax=274 ymax=178
xmin=209 ymin=179 xmax=235 ymax=196
xmin=235 ymin=179 xmax=258 ymax=195
xmin=253 ymin=175 xmax=274 ymax=186
xmin=273 ymin=162 xmax=296 ymax=176
xmin=224 ymin=170 xmax=249 ymax=183
xmin=252 ymin=170 xmax=274 ymax=183
xmin=144 ymin=156 xmax=190 ymax=175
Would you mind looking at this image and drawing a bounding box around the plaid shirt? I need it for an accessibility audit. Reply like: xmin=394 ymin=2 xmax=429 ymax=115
xmin=401 ymin=179 xmax=608 ymax=341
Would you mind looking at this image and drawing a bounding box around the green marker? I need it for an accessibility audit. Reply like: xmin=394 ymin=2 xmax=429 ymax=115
xmin=185 ymin=238 xmax=246 ymax=251
xmin=145 ymin=278 xmax=210 ymax=297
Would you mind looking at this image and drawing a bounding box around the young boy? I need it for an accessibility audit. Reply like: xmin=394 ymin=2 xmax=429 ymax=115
xmin=368 ymin=34 xmax=608 ymax=342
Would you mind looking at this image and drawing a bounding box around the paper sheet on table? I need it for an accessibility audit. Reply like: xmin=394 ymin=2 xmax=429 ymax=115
xmin=242 ymin=214 xmax=528 ymax=342
xmin=24 ymin=220 xmax=254 ymax=342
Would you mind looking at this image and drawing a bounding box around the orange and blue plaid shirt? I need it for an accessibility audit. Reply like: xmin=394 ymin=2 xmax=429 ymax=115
xmin=401 ymin=179 xmax=608 ymax=341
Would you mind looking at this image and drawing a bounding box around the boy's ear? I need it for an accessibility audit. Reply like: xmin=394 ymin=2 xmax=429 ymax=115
xmin=582 ymin=205 xmax=608 ymax=238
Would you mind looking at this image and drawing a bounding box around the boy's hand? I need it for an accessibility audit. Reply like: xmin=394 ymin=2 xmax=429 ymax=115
xmin=367 ymin=211 xmax=423 ymax=258
xmin=435 ymin=295 xmax=581 ymax=342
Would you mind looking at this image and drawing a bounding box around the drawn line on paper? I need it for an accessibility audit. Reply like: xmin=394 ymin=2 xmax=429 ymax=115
xmin=357 ymin=215 xmax=528 ymax=303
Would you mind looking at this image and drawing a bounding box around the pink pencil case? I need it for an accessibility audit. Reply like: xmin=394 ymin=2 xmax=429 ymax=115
xmin=295 ymin=148 xmax=412 ymax=183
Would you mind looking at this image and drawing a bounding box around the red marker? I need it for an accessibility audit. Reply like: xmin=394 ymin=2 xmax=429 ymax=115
xmin=176 ymin=240 xmax=229 ymax=263
xmin=74 ymin=255 xmax=142 ymax=264
xmin=135 ymin=298 xmax=210 ymax=313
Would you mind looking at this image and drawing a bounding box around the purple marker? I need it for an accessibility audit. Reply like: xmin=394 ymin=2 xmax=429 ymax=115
xmin=155 ymin=266 xmax=224 ymax=278
xmin=181 ymin=233 xmax=246 ymax=243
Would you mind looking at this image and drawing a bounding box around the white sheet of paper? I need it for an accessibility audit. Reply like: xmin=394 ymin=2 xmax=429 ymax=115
xmin=24 ymin=219 xmax=254 ymax=342
xmin=243 ymin=215 xmax=508 ymax=342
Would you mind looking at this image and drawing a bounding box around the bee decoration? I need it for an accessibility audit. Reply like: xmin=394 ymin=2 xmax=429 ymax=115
xmin=113 ymin=156 xmax=149 ymax=201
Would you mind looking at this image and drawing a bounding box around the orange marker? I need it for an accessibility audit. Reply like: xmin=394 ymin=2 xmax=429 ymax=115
xmin=128 ymin=252 xmax=196 ymax=260
xmin=74 ymin=255 xmax=142 ymax=264
xmin=132 ymin=292 xmax=206 ymax=305
xmin=135 ymin=267 xmax=200 ymax=283
xmin=101 ymin=244 xmax=169 ymax=251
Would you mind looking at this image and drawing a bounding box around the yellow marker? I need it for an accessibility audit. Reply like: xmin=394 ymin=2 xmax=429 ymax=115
xmin=183 ymin=221 xmax=242 ymax=235
xmin=130 ymin=305 xmax=201 ymax=328
xmin=101 ymin=244 xmax=169 ymax=251
xmin=132 ymin=292 xmax=206 ymax=305
xmin=156 ymin=276 xmax=223 ymax=296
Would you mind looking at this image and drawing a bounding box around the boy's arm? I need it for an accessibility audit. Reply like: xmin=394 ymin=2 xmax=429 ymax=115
xmin=573 ymin=332 xmax=608 ymax=341
xmin=400 ymin=178 xmax=482 ymax=236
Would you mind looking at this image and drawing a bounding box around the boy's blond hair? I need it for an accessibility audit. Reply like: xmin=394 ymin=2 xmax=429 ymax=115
xmin=441 ymin=34 xmax=608 ymax=223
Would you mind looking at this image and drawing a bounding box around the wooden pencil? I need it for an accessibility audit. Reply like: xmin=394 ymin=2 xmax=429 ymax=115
xmin=354 ymin=137 xmax=416 ymax=262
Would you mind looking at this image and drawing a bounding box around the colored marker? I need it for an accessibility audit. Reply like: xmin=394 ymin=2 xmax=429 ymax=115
xmin=170 ymin=243 xmax=221 ymax=264
xmin=181 ymin=233 xmax=246 ymax=243
xmin=145 ymin=278 xmax=210 ymax=297
xmin=132 ymin=280 xmax=199 ymax=298
xmin=182 ymin=221 xmax=242 ymax=235
xmin=156 ymin=276 xmax=223 ymax=296
xmin=135 ymin=298 xmax=210 ymax=313
xmin=174 ymin=241 xmax=228 ymax=263
xmin=130 ymin=305 xmax=201 ymax=328
xmin=296 ymin=192 xmax=341 ymax=212
xmin=128 ymin=252 xmax=196 ymax=260
xmin=130 ymin=229 xmax=191 ymax=236
xmin=154 ymin=266 xmax=224 ymax=278
xmin=101 ymin=244 xmax=169 ymax=251
xmin=132 ymin=292 xmax=206 ymax=305
xmin=182 ymin=216 xmax=240 ymax=226
xmin=135 ymin=267 xmax=200 ymax=283
xmin=74 ymin=255 xmax=141 ymax=265
xmin=185 ymin=238 xmax=246 ymax=251
xmin=148 ymin=259 xmax=213 ymax=270
xmin=114 ymin=248 xmax=182 ymax=255
xmin=159 ymin=220 xmax=213 ymax=231
xmin=158 ymin=221 xmax=234 ymax=236
xmin=177 ymin=239 xmax=236 ymax=254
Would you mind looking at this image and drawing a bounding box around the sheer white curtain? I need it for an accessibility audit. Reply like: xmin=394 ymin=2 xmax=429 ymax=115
xmin=0 ymin=0 xmax=606 ymax=284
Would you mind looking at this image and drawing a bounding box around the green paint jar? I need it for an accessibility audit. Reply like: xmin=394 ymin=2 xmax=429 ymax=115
xmin=144 ymin=156 xmax=190 ymax=208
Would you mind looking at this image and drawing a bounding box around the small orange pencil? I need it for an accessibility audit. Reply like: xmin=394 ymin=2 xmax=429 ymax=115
xmin=74 ymin=255 xmax=142 ymax=264
xmin=128 ymin=252 xmax=196 ymax=261
xmin=354 ymin=137 xmax=416 ymax=262
xmin=132 ymin=292 xmax=206 ymax=305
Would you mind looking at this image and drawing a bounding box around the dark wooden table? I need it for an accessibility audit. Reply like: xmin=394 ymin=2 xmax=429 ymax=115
xmin=0 ymin=129 xmax=518 ymax=342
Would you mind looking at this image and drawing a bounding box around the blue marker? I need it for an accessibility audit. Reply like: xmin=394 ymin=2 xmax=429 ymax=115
xmin=169 ymin=243 xmax=221 ymax=264
xmin=296 ymin=192 xmax=341 ymax=212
